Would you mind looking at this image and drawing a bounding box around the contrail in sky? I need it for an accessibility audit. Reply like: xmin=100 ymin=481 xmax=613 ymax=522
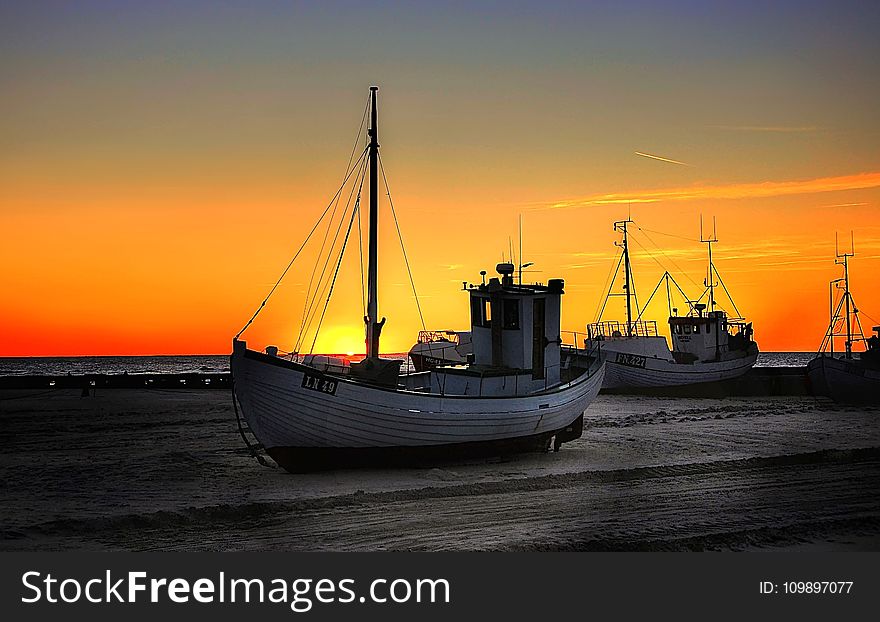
xmin=544 ymin=171 xmax=880 ymax=209
xmin=634 ymin=151 xmax=692 ymax=166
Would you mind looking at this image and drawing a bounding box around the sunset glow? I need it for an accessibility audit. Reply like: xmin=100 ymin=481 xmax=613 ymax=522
xmin=2 ymin=1 xmax=879 ymax=356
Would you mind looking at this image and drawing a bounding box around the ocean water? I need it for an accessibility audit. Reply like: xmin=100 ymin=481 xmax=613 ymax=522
xmin=0 ymin=352 xmax=813 ymax=376
xmin=0 ymin=355 xmax=232 ymax=376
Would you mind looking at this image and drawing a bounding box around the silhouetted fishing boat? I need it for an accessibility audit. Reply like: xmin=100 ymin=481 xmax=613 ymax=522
xmin=583 ymin=218 xmax=758 ymax=391
xmin=807 ymin=237 xmax=880 ymax=403
xmin=230 ymin=87 xmax=604 ymax=472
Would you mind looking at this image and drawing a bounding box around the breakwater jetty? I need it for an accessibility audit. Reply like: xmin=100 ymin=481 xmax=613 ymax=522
xmin=0 ymin=367 xmax=812 ymax=397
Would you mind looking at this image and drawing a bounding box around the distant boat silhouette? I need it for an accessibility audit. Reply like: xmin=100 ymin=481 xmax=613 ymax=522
xmin=407 ymin=330 xmax=471 ymax=371
xmin=807 ymin=236 xmax=879 ymax=403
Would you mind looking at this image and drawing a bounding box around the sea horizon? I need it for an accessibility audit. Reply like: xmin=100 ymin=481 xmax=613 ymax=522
xmin=0 ymin=351 xmax=818 ymax=377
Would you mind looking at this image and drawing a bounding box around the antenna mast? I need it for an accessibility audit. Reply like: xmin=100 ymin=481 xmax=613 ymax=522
xmin=835 ymin=232 xmax=855 ymax=358
xmin=614 ymin=218 xmax=635 ymax=335
xmin=518 ymin=214 xmax=523 ymax=285
xmin=701 ymin=215 xmax=719 ymax=311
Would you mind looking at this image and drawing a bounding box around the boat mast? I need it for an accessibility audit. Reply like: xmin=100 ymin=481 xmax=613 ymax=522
xmin=614 ymin=218 xmax=635 ymax=335
xmin=366 ymin=85 xmax=381 ymax=358
xmin=836 ymin=233 xmax=855 ymax=358
xmin=701 ymin=216 xmax=718 ymax=311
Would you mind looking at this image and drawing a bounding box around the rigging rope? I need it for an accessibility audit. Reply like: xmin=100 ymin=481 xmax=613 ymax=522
xmin=296 ymin=96 xmax=370 ymax=327
xmin=854 ymin=304 xmax=867 ymax=342
xmin=594 ymin=247 xmax=623 ymax=322
xmin=356 ymin=196 xmax=366 ymax=315
xmin=629 ymin=261 xmax=642 ymax=320
xmin=862 ymin=310 xmax=879 ymax=326
xmin=634 ymin=271 xmax=668 ymax=322
xmin=235 ymin=146 xmax=369 ymax=340
xmin=296 ymin=154 xmax=369 ymax=352
xmin=636 ymin=270 xmax=694 ymax=320
xmin=711 ymin=264 xmax=744 ymax=319
xmin=629 ymin=233 xmax=670 ymax=272
xmin=821 ymin=288 xmax=868 ymax=351
xmin=634 ymin=227 xmax=702 ymax=291
xmin=635 ymin=225 xmax=745 ymax=320
xmin=296 ymin=148 xmax=369 ymax=347
xmin=634 ymin=272 xmax=692 ymax=321
xmin=346 ymin=96 xmax=372 ymax=180
xmin=296 ymin=96 xmax=369 ymax=336
xmin=310 ymin=192 xmax=364 ymax=354
xmin=637 ymin=226 xmax=698 ymax=243
xmin=378 ymin=153 xmax=428 ymax=332
xmin=631 ymin=225 xmax=749 ymax=319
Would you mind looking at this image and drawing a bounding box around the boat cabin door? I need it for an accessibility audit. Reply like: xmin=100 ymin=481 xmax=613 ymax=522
xmin=532 ymin=298 xmax=545 ymax=379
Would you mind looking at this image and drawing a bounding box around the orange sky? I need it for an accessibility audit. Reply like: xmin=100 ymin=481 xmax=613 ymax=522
xmin=2 ymin=2 xmax=879 ymax=356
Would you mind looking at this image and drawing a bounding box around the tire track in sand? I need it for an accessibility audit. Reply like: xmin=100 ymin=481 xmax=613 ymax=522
xmin=6 ymin=447 xmax=879 ymax=551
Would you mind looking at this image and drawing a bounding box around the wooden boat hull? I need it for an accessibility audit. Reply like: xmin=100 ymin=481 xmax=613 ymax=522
xmin=806 ymin=355 xmax=880 ymax=404
xmin=261 ymin=428 xmax=579 ymax=472
xmin=600 ymin=343 xmax=759 ymax=391
xmin=231 ymin=340 xmax=604 ymax=472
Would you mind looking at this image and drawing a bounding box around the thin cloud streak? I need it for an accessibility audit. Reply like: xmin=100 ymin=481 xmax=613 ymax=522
xmin=634 ymin=151 xmax=692 ymax=167
xmin=712 ymin=125 xmax=820 ymax=133
xmin=818 ymin=202 xmax=869 ymax=208
xmin=548 ymin=171 xmax=880 ymax=209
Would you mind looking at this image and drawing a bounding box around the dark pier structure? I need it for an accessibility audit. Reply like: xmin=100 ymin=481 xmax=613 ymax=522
xmin=0 ymin=373 xmax=232 ymax=391
xmin=0 ymin=367 xmax=810 ymax=397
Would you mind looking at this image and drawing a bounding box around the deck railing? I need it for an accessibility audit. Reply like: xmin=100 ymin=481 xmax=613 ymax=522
xmin=584 ymin=320 xmax=659 ymax=339
xmin=417 ymin=330 xmax=460 ymax=345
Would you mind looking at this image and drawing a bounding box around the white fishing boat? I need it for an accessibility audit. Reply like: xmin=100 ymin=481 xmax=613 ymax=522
xmin=230 ymin=87 xmax=604 ymax=472
xmin=583 ymin=218 xmax=758 ymax=392
xmin=807 ymin=238 xmax=880 ymax=404
xmin=408 ymin=330 xmax=472 ymax=371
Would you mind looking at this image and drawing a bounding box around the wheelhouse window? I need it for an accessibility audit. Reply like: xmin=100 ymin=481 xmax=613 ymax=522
xmin=471 ymin=297 xmax=484 ymax=327
xmin=684 ymin=324 xmax=691 ymax=335
xmin=471 ymin=297 xmax=494 ymax=327
xmin=694 ymin=324 xmax=701 ymax=334
xmin=503 ymin=298 xmax=519 ymax=329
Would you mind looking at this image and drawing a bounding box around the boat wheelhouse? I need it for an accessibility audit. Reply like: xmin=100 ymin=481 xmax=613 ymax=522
xmin=668 ymin=305 xmax=755 ymax=364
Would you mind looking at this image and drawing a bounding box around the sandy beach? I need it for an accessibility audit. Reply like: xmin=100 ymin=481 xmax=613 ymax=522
xmin=1 ymin=388 xmax=878 ymax=551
